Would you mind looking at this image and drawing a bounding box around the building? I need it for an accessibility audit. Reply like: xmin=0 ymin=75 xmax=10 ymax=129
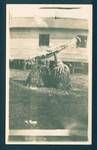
xmin=9 ymin=17 xmax=88 ymax=72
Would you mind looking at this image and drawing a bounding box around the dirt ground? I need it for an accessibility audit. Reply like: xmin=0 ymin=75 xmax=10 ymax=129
xmin=8 ymin=69 xmax=88 ymax=141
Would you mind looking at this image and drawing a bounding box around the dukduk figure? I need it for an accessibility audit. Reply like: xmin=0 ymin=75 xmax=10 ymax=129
xmin=25 ymin=48 xmax=72 ymax=93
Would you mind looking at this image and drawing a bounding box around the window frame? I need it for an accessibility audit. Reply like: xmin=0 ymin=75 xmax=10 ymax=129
xmin=39 ymin=34 xmax=50 ymax=46
xmin=76 ymin=35 xmax=87 ymax=48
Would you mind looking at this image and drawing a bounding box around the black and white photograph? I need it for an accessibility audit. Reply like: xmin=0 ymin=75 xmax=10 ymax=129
xmin=6 ymin=4 xmax=92 ymax=144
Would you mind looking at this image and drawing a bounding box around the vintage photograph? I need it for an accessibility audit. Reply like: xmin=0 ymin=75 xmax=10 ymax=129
xmin=6 ymin=4 xmax=92 ymax=144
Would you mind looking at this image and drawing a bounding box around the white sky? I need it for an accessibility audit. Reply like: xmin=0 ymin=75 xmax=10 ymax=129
xmin=7 ymin=4 xmax=92 ymax=20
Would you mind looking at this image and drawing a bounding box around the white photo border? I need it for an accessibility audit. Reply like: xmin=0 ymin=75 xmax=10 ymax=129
xmin=6 ymin=4 xmax=92 ymax=145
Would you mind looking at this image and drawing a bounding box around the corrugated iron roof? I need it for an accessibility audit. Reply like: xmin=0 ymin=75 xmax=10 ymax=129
xmin=10 ymin=48 xmax=88 ymax=63
xmin=58 ymin=48 xmax=88 ymax=62
xmin=10 ymin=17 xmax=88 ymax=30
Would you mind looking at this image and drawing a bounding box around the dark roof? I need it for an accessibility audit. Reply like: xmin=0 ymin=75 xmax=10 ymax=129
xmin=10 ymin=17 xmax=88 ymax=30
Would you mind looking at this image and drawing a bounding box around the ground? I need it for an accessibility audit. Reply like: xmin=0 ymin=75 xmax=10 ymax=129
xmin=8 ymin=69 xmax=88 ymax=142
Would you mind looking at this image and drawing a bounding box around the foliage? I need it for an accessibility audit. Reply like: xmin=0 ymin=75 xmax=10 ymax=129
xmin=25 ymin=60 xmax=71 ymax=91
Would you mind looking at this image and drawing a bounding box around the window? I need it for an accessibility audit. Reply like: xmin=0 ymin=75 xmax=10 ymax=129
xmin=39 ymin=34 xmax=49 ymax=46
xmin=76 ymin=35 xmax=87 ymax=48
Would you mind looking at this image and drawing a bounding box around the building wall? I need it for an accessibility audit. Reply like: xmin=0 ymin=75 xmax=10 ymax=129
xmin=10 ymin=28 xmax=88 ymax=59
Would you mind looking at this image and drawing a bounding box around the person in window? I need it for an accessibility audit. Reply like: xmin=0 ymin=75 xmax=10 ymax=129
xmin=76 ymin=35 xmax=82 ymax=48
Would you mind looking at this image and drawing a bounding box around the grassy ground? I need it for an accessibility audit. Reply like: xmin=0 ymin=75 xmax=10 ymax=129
xmin=9 ymin=69 xmax=88 ymax=142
